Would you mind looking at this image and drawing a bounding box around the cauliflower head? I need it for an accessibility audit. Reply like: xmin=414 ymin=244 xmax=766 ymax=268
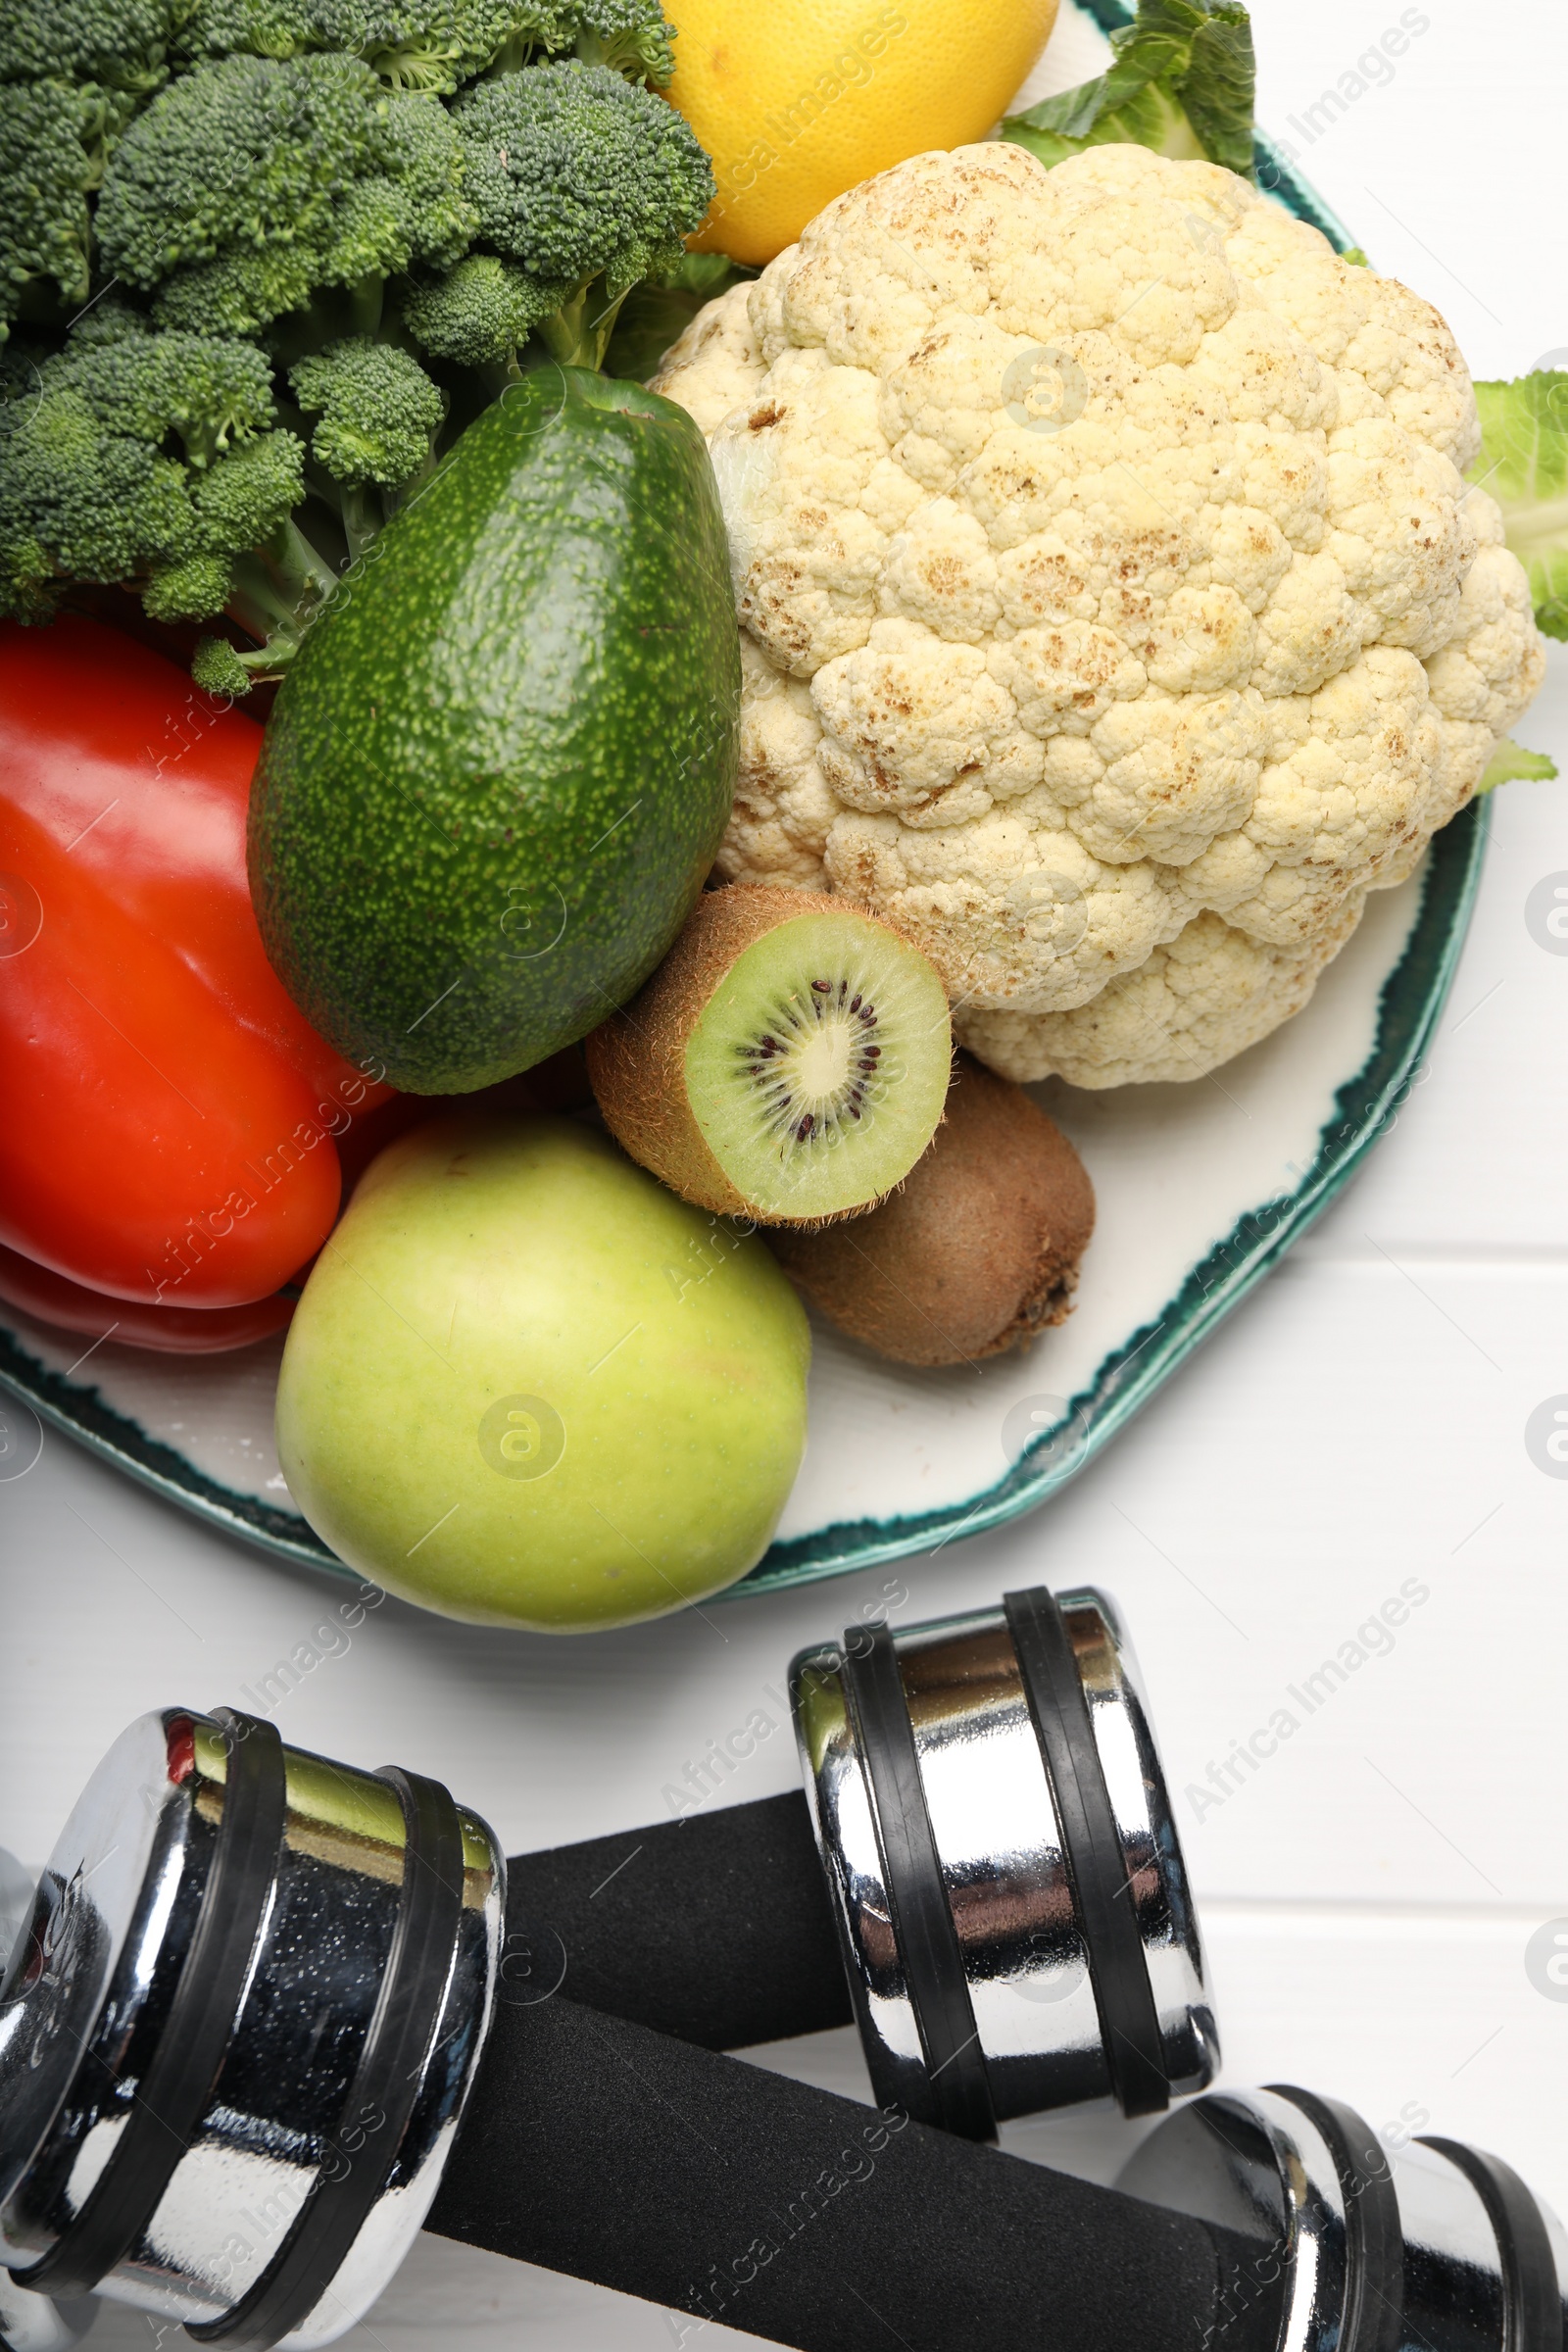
xmin=654 ymin=141 xmax=1544 ymax=1087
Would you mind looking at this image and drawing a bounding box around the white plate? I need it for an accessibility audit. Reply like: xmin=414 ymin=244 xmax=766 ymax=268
xmin=0 ymin=804 xmax=1489 ymax=1595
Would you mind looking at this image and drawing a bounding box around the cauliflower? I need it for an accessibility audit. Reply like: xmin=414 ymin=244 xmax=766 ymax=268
xmin=653 ymin=141 xmax=1545 ymax=1086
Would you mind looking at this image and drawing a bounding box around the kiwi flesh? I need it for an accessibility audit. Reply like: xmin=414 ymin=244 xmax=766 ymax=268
xmin=767 ymin=1054 xmax=1095 ymax=1365
xmin=586 ymin=885 xmax=953 ymax=1223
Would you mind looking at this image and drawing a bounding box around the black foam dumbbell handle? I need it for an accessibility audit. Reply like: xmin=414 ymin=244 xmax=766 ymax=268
xmin=429 ymin=1992 xmax=1284 ymax=2352
xmin=508 ymin=1789 xmax=851 ymax=2049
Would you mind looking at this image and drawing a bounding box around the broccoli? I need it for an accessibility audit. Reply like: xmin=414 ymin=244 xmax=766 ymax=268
xmin=0 ymin=0 xmax=181 ymax=336
xmin=176 ymin=0 xmax=674 ymax=91
xmin=0 ymin=81 xmax=103 ymax=339
xmin=486 ymin=0 xmax=676 ymax=85
xmin=0 ymin=0 xmax=178 ymax=95
xmin=0 ymin=320 xmax=305 ymax=625
xmin=71 ymin=312 xmax=278 ymax=462
xmin=446 ymin=60 xmax=712 ymax=368
xmin=2 ymin=0 xmax=712 ymax=687
xmin=288 ymin=334 xmax=446 ymax=551
xmin=96 ymin=56 xmax=475 ymax=334
xmin=400 ymin=251 xmax=567 ymax=382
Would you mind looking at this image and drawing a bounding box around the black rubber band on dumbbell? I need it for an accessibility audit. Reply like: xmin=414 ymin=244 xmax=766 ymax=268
xmin=1420 ymin=2136 xmax=1565 ymax=2352
xmin=1267 ymin=2086 xmax=1404 ymax=2352
xmin=190 ymin=1768 xmax=468 ymax=2350
xmin=15 ymin=1709 xmax=287 ymax=2297
xmin=840 ymin=1623 xmax=996 ymax=2142
xmin=1003 ymin=1587 xmax=1169 ymax=2119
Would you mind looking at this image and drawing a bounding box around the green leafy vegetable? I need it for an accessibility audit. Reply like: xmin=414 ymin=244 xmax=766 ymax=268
xmin=1478 ymin=738 xmax=1558 ymax=792
xmin=1002 ymin=0 xmax=1256 ymax=181
xmin=1471 ymin=372 xmax=1568 ymax=643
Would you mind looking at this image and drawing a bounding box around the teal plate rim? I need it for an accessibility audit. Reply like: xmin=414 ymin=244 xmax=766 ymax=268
xmin=0 ymin=68 xmax=1486 ymax=1600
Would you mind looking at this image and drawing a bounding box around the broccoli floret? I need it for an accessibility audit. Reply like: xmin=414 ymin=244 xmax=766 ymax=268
xmin=144 ymin=549 xmax=235 ymax=617
xmin=0 ymin=0 xmax=178 ymax=96
xmin=96 ymin=55 xmax=476 ymax=335
xmin=0 ymin=361 xmax=192 ymax=611
xmin=311 ymin=0 xmax=566 ymax=88
xmin=451 ymin=59 xmax=711 ymax=367
xmin=190 ymin=631 xmax=256 ymax=694
xmin=381 ymin=85 xmax=474 ymax=270
xmin=72 ymin=323 xmax=276 ymax=461
xmin=0 ymin=323 xmax=304 ymax=628
xmin=177 ymin=0 xmax=675 ymax=90
xmin=402 ymin=250 xmax=568 ymax=371
xmin=566 ymin=0 xmax=673 ymax=87
xmin=288 ymin=334 xmax=444 ymax=486
xmin=288 ymin=333 xmax=445 ymax=555
xmin=173 ymin=0 xmax=316 ymax=64
xmin=0 ymin=80 xmax=101 ymax=337
xmin=65 ymin=289 xmax=152 ymax=345
xmin=186 ymin=421 xmax=307 ymax=546
xmin=486 ymin=0 xmax=675 ymax=84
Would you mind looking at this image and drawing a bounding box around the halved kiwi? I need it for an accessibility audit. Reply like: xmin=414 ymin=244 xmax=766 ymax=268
xmin=586 ymin=885 xmax=953 ymax=1223
xmin=767 ymin=1054 xmax=1096 ymax=1365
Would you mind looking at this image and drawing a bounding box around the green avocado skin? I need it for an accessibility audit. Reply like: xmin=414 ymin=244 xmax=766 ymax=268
xmin=249 ymin=368 xmax=740 ymax=1092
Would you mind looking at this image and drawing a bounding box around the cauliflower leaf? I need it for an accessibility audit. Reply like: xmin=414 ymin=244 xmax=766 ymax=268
xmin=1471 ymin=371 xmax=1568 ymax=643
xmin=1003 ymin=0 xmax=1256 ymax=182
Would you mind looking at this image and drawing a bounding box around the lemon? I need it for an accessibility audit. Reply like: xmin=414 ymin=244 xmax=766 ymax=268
xmin=667 ymin=0 xmax=1061 ymax=266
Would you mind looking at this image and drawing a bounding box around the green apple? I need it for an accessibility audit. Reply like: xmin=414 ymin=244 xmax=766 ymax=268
xmin=275 ymin=1115 xmax=810 ymax=1630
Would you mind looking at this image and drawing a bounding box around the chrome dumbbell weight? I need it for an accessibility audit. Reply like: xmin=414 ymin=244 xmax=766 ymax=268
xmin=508 ymin=1584 xmax=1217 ymax=2137
xmin=1120 ymin=2085 xmax=1568 ymax=2351
xmin=0 ymin=1710 xmax=500 ymax=2349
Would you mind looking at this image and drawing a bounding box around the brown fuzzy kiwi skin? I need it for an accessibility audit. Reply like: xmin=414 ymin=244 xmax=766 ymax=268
xmin=766 ymin=1054 xmax=1095 ymax=1366
xmin=585 ymin=883 xmax=943 ymax=1225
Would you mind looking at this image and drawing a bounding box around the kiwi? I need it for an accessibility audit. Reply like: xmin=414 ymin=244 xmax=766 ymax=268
xmin=767 ymin=1054 xmax=1095 ymax=1365
xmin=586 ymin=885 xmax=953 ymax=1223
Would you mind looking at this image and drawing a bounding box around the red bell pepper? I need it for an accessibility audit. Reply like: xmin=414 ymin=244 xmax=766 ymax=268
xmin=0 ymin=616 xmax=390 ymax=1309
xmin=0 ymin=1241 xmax=295 ymax=1354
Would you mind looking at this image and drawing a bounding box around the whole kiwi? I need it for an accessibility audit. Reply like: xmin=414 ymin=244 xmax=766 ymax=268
xmin=767 ymin=1054 xmax=1095 ymax=1366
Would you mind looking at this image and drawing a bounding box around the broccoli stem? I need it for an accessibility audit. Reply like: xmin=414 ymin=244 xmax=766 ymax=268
xmin=486 ymin=32 xmax=542 ymax=75
xmin=475 ymin=355 xmax=526 ymax=404
xmin=336 ymin=479 xmax=384 ymax=563
xmin=537 ymin=279 xmax=631 ymax=372
xmin=382 ymin=440 xmax=443 ymax=517
xmin=225 ymin=513 xmax=340 ymax=679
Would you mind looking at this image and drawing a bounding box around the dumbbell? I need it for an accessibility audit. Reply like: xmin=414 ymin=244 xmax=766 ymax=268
xmin=506 ymin=1584 xmax=1217 ymax=2136
xmin=2 ymin=1596 xmax=1562 ymax=2352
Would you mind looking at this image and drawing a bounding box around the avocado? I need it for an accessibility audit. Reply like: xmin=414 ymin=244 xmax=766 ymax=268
xmin=248 ymin=368 xmax=740 ymax=1092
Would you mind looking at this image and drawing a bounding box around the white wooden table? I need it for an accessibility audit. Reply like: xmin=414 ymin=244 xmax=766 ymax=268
xmin=5 ymin=4 xmax=1567 ymax=2341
